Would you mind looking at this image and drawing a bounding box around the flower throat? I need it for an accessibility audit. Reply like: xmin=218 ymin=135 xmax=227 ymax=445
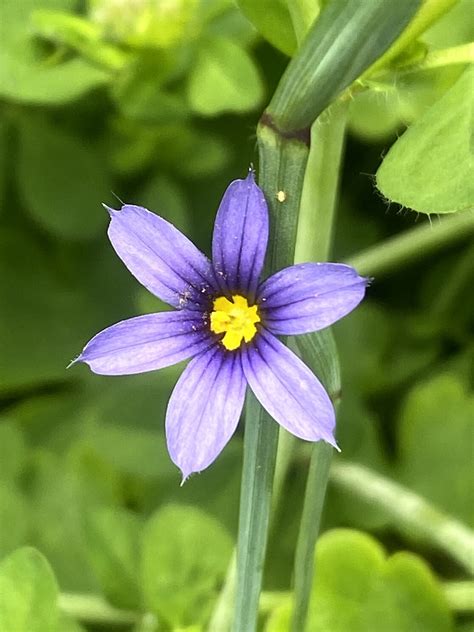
xmin=210 ymin=295 xmax=260 ymax=350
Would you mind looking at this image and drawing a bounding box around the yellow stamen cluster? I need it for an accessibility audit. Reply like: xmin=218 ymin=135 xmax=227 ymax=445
xmin=210 ymin=295 xmax=260 ymax=350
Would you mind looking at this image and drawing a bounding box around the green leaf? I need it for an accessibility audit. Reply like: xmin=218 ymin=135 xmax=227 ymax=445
xmin=141 ymin=504 xmax=233 ymax=627
xmin=267 ymin=530 xmax=453 ymax=632
xmin=236 ymin=0 xmax=297 ymax=56
xmin=90 ymin=0 xmax=201 ymax=49
xmin=0 ymin=486 xmax=28 ymax=557
xmin=0 ymin=118 xmax=8 ymax=214
xmin=335 ymin=303 xmax=438 ymax=396
xmin=85 ymin=507 xmax=141 ymax=609
xmin=135 ymin=174 xmax=189 ymax=233
xmin=0 ymin=228 xmax=125 ymax=392
xmin=117 ymin=83 xmax=189 ymax=124
xmin=0 ymin=0 xmax=108 ymax=103
xmin=82 ymin=420 xmax=174 ymax=480
xmin=57 ymin=613 xmax=87 ymax=632
xmin=30 ymin=447 xmax=118 ymax=592
xmin=367 ymin=0 xmax=458 ymax=74
xmin=1 ymin=0 xmax=75 ymax=41
xmin=0 ymin=420 xmax=27 ymax=481
xmin=397 ymin=374 xmax=474 ymax=527
xmin=0 ymin=547 xmax=59 ymax=632
xmin=207 ymin=3 xmax=259 ymax=48
xmin=16 ymin=117 xmax=110 ymax=240
xmin=268 ymin=0 xmax=422 ymax=131
xmin=376 ymin=67 xmax=474 ymax=213
xmin=0 ymin=53 xmax=108 ymax=104
xmin=114 ymin=52 xmax=190 ymax=124
xmin=31 ymin=9 xmax=126 ymax=70
xmin=188 ymin=37 xmax=264 ymax=115
xmin=111 ymin=122 xmax=231 ymax=177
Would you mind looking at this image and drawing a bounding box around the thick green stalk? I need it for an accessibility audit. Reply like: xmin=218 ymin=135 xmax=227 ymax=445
xmin=268 ymin=0 xmax=420 ymax=132
xmin=232 ymin=125 xmax=310 ymax=632
xmin=233 ymin=397 xmax=280 ymax=632
xmin=331 ymin=461 xmax=474 ymax=575
xmin=346 ymin=210 xmax=474 ymax=277
xmin=274 ymin=99 xmax=348 ymax=509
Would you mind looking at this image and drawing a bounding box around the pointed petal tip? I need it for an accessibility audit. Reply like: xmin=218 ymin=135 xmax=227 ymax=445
xmin=66 ymin=355 xmax=81 ymax=370
xmin=179 ymin=470 xmax=197 ymax=486
xmin=328 ymin=436 xmax=341 ymax=452
xmin=245 ymin=165 xmax=256 ymax=182
xmin=102 ymin=203 xmax=118 ymax=217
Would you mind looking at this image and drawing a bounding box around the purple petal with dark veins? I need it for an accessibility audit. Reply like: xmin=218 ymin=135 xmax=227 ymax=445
xmin=258 ymin=263 xmax=367 ymax=335
xmin=242 ymin=330 xmax=337 ymax=446
xmin=212 ymin=171 xmax=268 ymax=300
xmin=76 ymin=311 xmax=213 ymax=375
xmin=166 ymin=346 xmax=246 ymax=480
xmin=107 ymin=204 xmax=217 ymax=310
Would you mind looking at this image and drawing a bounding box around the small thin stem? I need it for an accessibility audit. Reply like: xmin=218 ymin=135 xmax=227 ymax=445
xmin=395 ymin=42 xmax=474 ymax=74
xmin=296 ymin=100 xmax=349 ymax=263
xmin=292 ymin=443 xmax=333 ymax=631
xmin=58 ymin=593 xmax=141 ymax=627
xmin=443 ymin=581 xmax=474 ymax=613
xmin=346 ymin=211 xmax=474 ymax=277
xmin=290 ymin=102 xmax=348 ymax=632
xmin=331 ymin=461 xmax=474 ymax=575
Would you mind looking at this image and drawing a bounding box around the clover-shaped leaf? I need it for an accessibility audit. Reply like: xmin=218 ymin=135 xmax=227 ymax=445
xmin=266 ymin=530 xmax=453 ymax=632
xmin=0 ymin=547 xmax=59 ymax=632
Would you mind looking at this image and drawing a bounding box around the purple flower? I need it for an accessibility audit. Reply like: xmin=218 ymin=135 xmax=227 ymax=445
xmin=75 ymin=172 xmax=367 ymax=480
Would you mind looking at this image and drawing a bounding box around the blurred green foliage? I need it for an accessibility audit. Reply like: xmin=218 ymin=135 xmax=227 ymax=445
xmin=0 ymin=0 xmax=473 ymax=630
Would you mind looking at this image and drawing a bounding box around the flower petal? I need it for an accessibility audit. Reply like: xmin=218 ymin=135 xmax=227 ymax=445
xmin=242 ymin=330 xmax=337 ymax=446
xmin=212 ymin=171 xmax=268 ymax=300
xmin=166 ymin=346 xmax=246 ymax=480
xmin=259 ymin=263 xmax=367 ymax=335
xmin=76 ymin=311 xmax=213 ymax=375
xmin=107 ymin=204 xmax=216 ymax=310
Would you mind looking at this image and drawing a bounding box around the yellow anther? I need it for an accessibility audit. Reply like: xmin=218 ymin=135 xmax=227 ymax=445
xmin=210 ymin=295 xmax=260 ymax=350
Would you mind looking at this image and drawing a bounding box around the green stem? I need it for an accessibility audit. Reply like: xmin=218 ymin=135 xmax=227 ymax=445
xmin=296 ymin=100 xmax=348 ymax=263
xmin=58 ymin=593 xmax=141 ymax=627
xmin=233 ymin=396 xmax=280 ymax=632
xmin=346 ymin=211 xmax=474 ymax=277
xmin=395 ymin=42 xmax=474 ymax=74
xmin=232 ymin=125 xmax=310 ymax=632
xmin=443 ymin=581 xmax=474 ymax=613
xmin=208 ymin=554 xmax=236 ymax=632
xmin=290 ymin=102 xmax=348 ymax=632
xmin=431 ymin=242 xmax=474 ymax=318
xmin=292 ymin=444 xmax=333 ymax=631
xmin=331 ymin=461 xmax=474 ymax=575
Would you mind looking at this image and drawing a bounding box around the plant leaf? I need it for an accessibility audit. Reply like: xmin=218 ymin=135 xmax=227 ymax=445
xmin=141 ymin=504 xmax=233 ymax=627
xmin=376 ymin=67 xmax=474 ymax=213
xmin=188 ymin=37 xmax=264 ymax=115
xmin=0 ymin=547 xmax=59 ymax=632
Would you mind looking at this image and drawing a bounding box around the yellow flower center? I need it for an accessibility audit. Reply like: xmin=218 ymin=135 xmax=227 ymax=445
xmin=210 ymin=295 xmax=260 ymax=350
